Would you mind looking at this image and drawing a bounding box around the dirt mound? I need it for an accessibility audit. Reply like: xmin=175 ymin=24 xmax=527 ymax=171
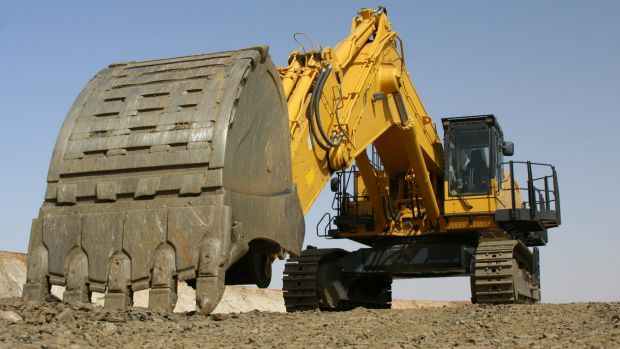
xmin=0 ymin=251 xmax=27 ymax=299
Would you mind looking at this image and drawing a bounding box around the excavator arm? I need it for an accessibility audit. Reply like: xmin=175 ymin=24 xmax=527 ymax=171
xmin=282 ymin=8 xmax=443 ymax=233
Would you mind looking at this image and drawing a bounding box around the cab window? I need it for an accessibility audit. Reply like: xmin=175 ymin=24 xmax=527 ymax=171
xmin=448 ymin=123 xmax=491 ymax=196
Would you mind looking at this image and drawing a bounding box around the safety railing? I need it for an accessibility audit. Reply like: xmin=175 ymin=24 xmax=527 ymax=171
xmin=317 ymin=165 xmax=378 ymax=238
xmin=316 ymin=166 xmax=361 ymax=238
xmin=501 ymin=161 xmax=561 ymax=225
xmin=331 ymin=165 xmax=362 ymax=217
xmin=316 ymin=212 xmax=334 ymax=238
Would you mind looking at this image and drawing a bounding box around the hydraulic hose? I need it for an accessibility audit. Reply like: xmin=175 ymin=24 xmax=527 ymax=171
xmin=310 ymin=66 xmax=343 ymax=149
xmin=308 ymin=68 xmax=331 ymax=150
xmin=382 ymin=195 xmax=403 ymax=222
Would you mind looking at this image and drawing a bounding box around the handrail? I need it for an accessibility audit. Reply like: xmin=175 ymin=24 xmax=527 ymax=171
xmin=501 ymin=160 xmax=560 ymax=224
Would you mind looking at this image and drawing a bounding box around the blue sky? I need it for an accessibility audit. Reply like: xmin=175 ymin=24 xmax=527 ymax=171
xmin=1 ymin=1 xmax=618 ymax=302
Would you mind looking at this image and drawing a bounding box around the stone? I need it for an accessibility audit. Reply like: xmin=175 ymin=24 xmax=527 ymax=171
xmin=543 ymin=333 xmax=558 ymax=339
xmin=0 ymin=310 xmax=23 ymax=323
xmin=56 ymin=308 xmax=74 ymax=322
xmin=102 ymin=322 xmax=118 ymax=336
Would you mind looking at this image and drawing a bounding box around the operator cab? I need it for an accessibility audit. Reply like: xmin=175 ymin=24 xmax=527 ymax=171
xmin=442 ymin=114 xmax=560 ymax=246
xmin=442 ymin=115 xmax=513 ymax=198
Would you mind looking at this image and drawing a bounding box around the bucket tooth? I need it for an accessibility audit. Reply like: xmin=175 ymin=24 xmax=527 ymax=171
xmin=105 ymin=292 xmax=133 ymax=310
xmin=22 ymin=282 xmax=50 ymax=302
xmin=148 ymin=244 xmax=177 ymax=313
xmin=105 ymin=252 xmax=133 ymax=309
xmin=196 ymin=276 xmax=225 ymax=314
xmin=64 ymin=249 xmax=90 ymax=303
xmin=195 ymin=207 xmax=231 ymax=314
xmin=23 ymin=245 xmax=50 ymax=301
xmin=149 ymin=288 xmax=178 ymax=313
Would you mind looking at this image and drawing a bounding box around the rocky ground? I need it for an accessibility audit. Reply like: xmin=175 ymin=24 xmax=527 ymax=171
xmin=0 ymin=298 xmax=618 ymax=348
xmin=1 ymin=251 xmax=619 ymax=348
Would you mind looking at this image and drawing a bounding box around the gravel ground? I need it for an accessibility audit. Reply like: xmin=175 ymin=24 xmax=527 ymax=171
xmin=0 ymin=298 xmax=618 ymax=348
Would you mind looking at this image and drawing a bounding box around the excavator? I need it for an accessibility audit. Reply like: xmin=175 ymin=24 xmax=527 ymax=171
xmin=23 ymin=7 xmax=560 ymax=313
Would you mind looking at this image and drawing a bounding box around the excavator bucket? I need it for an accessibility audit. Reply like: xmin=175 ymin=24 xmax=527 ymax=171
xmin=22 ymin=47 xmax=304 ymax=314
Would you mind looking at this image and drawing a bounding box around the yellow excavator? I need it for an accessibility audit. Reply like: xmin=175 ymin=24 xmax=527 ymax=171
xmin=23 ymin=7 xmax=560 ymax=313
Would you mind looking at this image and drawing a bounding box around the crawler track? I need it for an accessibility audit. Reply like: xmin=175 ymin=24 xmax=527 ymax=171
xmin=282 ymin=248 xmax=339 ymax=312
xmin=471 ymin=240 xmax=540 ymax=304
xmin=283 ymin=248 xmax=391 ymax=312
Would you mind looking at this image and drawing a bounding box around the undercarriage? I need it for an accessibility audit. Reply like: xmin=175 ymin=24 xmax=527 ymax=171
xmin=283 ymin=235 xmax=541 ymax=311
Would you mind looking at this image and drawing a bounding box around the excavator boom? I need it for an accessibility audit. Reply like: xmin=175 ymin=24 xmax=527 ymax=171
xmin=283 ymin=8 xmax=443 ymax=232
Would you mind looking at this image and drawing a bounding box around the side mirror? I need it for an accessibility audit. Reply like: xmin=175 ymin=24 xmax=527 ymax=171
xmin=330 ymin=177 xmax=340 ymax=192
xmin=502 ymin=141 xmax=514 ymax=156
